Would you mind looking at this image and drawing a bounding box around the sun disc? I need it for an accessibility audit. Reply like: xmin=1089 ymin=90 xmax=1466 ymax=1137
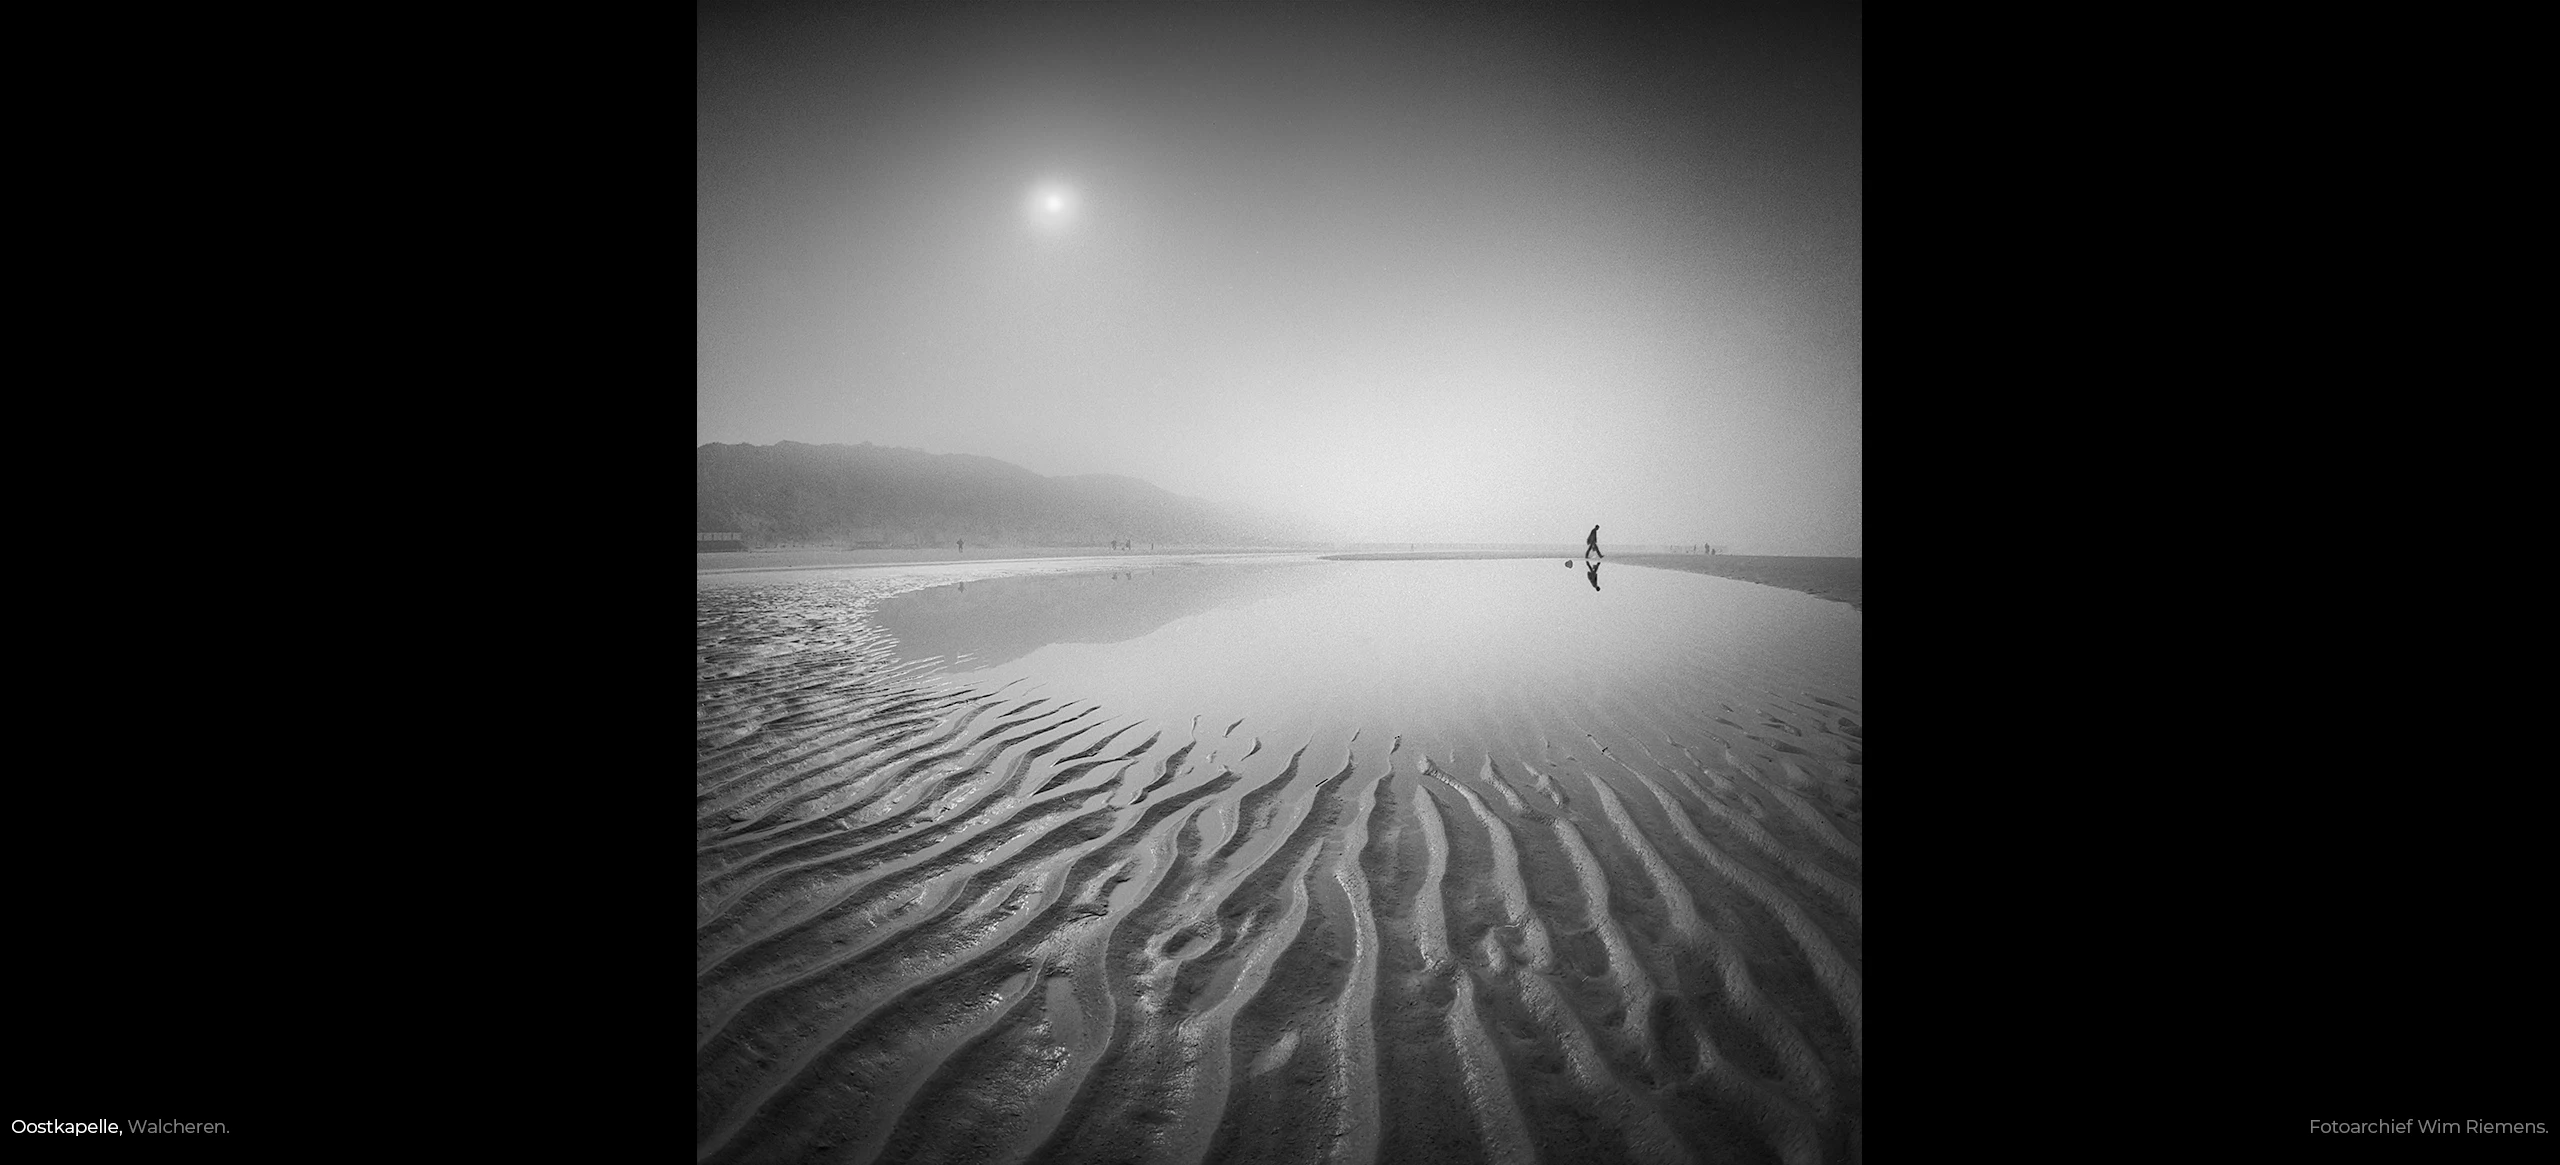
xmin=1026 ymin=181 xmax=1078 ymax=231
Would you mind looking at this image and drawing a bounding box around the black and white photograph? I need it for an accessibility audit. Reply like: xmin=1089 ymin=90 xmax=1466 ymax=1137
xmin=697 ymin=2 xmax=1860 ymax=1161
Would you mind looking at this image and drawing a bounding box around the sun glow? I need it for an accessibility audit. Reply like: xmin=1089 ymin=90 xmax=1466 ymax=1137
xmin=1025 ymin=180 xmax=1078 ymax=231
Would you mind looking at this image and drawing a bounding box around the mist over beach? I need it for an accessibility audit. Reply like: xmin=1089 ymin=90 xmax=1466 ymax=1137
xmin=701 ymin=0 xmax=1858 ymax=557
xmin=701 ymin=4 xmax=1860 ymax=1162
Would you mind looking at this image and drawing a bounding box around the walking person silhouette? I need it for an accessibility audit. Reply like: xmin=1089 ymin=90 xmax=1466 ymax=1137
xmin=1584 ymin=525 xmax=1603 ymax=561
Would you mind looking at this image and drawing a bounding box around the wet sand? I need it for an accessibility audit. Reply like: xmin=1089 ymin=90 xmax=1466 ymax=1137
xmin=698 ymin=560 xmax=1862 ymax=1164
xmin=1326 ymin=552 xmax=1862 ymax=611
xmin=701 ymin=546 xmax=1305 ymax=574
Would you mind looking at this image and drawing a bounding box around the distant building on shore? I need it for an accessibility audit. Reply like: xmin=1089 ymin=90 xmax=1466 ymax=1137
xmin=697 ymin=531 xmax=747 ymax=551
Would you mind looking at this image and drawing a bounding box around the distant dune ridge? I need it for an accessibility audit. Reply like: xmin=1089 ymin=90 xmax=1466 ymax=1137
xmin=698 ymin=441 xmax=1323 ymax=547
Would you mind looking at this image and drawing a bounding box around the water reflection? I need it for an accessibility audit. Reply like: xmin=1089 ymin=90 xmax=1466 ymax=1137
xmin=916 ymin=558 xmax=1859 ymax=746
xmin=1586 ymin=560 xmax=1602 ymax=591
xmin=871 ymin=562 xmax=1326 ymax=672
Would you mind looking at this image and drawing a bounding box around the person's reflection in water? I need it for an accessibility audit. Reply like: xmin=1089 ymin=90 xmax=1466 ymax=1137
xmin=1586 ymin=560 xmax=1602 ymax=591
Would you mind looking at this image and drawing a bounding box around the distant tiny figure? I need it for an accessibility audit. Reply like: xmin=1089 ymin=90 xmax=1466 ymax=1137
xmin=1585 ymin=525 xmax=1603 ymax=561
xmin=957 ymin=539 xmax=964 ymax=553
xmin=1586 ymin=561 xmax=1602 ymax=591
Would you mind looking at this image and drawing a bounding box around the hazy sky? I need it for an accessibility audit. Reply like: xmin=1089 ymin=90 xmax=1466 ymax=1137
xmin=699 ymin=0 xmax=1859 ymax=554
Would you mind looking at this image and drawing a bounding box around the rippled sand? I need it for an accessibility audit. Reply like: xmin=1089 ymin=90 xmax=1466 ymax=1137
xmin=697 ymin=560 xmax=1862 ymax=1164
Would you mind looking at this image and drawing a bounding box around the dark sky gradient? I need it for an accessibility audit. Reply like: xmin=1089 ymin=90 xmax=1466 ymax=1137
xmin=700 ymin=1 xmax=1859 ymax=554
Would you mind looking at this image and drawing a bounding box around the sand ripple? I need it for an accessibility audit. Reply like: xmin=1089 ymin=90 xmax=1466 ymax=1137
xmin=699 ymin=571 xmax=1863 ymax=1164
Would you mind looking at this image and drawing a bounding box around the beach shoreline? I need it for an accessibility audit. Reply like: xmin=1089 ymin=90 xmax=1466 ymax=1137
xmin=702 ymin=546 xmax=1861 ymax=610
xmin=1324 ymin=550 xmax=1861 ymax=610
xmin=696 ymin=545 xmax=1307 ymax=575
